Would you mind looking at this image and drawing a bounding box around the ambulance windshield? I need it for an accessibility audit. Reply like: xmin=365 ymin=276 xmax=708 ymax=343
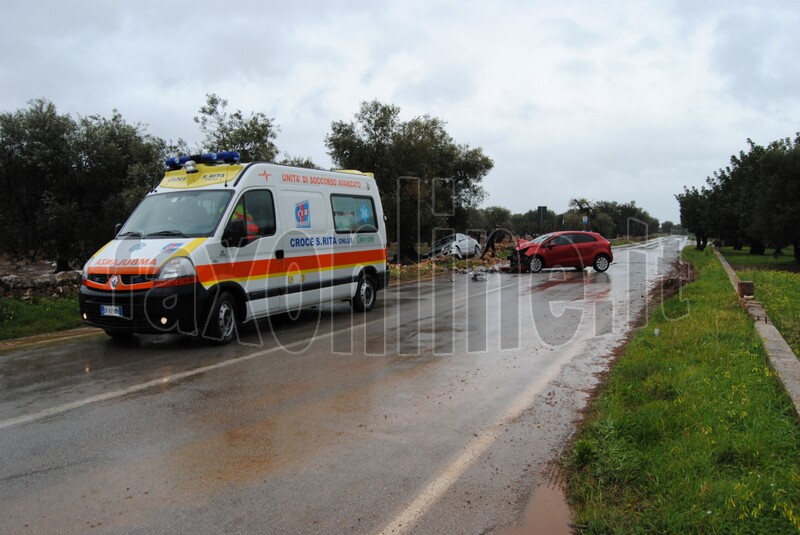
xmin=118 ymin=190 xmax=233 ymax=239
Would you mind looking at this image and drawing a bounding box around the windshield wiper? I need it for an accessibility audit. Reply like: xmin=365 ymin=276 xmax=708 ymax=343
xmin=118 ymin=231 xmax=143 ymax=238
xmin=147 ymin=230 xmax=187 ymax=237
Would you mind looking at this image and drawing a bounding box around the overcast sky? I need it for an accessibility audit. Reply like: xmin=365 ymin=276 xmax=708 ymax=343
xmin=2 ymin=1 xmax=799 ymax=224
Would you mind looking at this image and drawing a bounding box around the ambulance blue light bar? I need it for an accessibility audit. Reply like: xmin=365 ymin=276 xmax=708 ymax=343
xmin=165 ymin=151 xmax=241 ymax=169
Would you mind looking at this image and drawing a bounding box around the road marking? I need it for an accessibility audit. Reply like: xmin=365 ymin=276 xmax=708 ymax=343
xmin=0 ymin=277 xmax=518 ymax=431
xmin=0 ymin=347 xmax=288 ymax=431
xmin=376 ymin=241 xmax=686 ymax=533
xmin=376 ymin=340 xmax=588 ymax=535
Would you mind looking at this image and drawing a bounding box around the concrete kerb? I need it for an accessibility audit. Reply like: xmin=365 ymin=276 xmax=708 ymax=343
xmin=713 ymin=247 xmax=800 ymax=420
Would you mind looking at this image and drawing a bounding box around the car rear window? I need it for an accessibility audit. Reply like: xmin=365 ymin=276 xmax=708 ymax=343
xmin=569 ymin=233 xmax=597 ymax=244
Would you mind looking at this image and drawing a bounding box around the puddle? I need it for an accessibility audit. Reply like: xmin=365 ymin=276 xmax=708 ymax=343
xmin=501 ymin=483 xmax=573 ymax=534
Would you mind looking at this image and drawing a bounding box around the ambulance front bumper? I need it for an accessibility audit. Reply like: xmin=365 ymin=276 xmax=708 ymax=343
xmin=79 ymin=283 xmax=211 ymax=335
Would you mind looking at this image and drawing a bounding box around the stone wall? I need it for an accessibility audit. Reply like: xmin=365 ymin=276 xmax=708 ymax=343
xmin=0 ymin=271 xmax=82 ymax=300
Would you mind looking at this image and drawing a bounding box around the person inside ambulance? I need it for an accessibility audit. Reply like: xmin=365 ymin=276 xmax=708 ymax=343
xmin=226 ymin=199 xmax=260 ymax=244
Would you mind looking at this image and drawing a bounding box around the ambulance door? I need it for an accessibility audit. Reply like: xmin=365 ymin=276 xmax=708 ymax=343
xmin=330 ymin=193 xmax=381 ymax=300
xmin=218 ymin=188 xmax=285 ymax=320
xmin=280 ymin=190 xmax=331 ymax=311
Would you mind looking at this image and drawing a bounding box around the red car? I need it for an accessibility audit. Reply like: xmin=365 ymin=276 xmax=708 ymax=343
xmin=509 ymin=231 xmax=613 ymax=273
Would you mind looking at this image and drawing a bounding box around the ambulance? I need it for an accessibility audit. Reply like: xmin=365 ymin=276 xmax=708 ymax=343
xmin=79 ymin=151 xmax=389 ymax=344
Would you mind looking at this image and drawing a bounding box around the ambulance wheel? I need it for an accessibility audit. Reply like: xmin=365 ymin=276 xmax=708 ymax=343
xmin=204 ymin=291 xmax=237 ymax=344
xmin=352 ymin=273 xmax=376 ymax=312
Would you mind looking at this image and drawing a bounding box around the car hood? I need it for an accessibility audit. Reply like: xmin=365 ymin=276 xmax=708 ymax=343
xmin=515 ymin=238 xmax=538 ymax=251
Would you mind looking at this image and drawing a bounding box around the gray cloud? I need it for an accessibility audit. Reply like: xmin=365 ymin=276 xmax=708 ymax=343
xmin=1 ymin=0 xmax=799 ymax=224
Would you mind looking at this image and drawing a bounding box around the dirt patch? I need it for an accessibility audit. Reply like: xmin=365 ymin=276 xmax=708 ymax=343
xmin=658 ymin=257 xmax=696 ymax=299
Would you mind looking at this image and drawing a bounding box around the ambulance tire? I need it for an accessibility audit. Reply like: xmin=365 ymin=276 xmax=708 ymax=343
xmin=352 ymin=273 xmax=376 ymax=312
xmin=203 ymin=290 xmax=237 ymax=345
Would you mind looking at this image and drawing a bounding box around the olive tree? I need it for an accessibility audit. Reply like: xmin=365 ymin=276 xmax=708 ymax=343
xmin=325 ymin=100 xmax=493 ymax=261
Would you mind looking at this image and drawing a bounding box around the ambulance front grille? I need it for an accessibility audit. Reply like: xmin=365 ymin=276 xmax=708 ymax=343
xmin=88 ymin=274 xmax=156 ymax=285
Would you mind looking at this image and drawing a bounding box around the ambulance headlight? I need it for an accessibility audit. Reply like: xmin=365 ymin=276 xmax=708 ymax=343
xmin=81 ymin=259 xmax=92 ymax=280
xmin=156 ymin=257 xmax=196 ymax=280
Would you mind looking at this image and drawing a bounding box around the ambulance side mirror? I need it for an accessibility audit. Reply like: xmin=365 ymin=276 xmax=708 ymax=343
xmin=223 ymin=219 xmax=247 ymax=248
xmin=114 ymin=223 xmax=122 ymax=236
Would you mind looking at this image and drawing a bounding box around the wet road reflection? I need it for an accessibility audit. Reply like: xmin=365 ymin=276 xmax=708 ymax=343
xmin=0 ymin=237 xmax=687 ymax=534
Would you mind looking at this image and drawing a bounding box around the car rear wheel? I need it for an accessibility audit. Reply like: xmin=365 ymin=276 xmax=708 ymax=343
xmin=529 ymin=256 xmax=544 ymax=273
xmin=593 ymin=254 xmax=610 ymax=272
xmin=474 ymin=245 xmax=481 ymax=257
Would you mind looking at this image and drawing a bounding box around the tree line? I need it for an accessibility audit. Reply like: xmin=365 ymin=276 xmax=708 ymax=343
xmin=0 ymin=96 xmax=493 ymax=269
xmin=1 ymin=95 xmax=665 ymax=270
xmin=460 ymin=199 xmax=665 ymax=247
xmin=676 ymin=134 xmax=800 ymax=261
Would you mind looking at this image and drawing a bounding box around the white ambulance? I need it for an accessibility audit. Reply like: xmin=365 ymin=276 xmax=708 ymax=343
xmin=79 ymin=151 xmax=389 ymax=344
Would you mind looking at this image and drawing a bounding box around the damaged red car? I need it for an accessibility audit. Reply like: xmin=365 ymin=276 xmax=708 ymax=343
xmin=508 ymin=231 xmax=613 ymax=273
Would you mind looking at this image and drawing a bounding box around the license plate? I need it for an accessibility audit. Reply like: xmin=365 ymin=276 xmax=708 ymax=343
xmin=100 ymin=305 xmax=123 ymax=318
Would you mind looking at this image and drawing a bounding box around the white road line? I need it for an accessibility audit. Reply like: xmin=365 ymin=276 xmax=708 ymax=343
xmin=0 ymin=277 xmax=517 ymax=431
xmin=0 ymin=346 xmax=285 ymax=430
xmin=376 ymin=339 xmax=588 ymax=535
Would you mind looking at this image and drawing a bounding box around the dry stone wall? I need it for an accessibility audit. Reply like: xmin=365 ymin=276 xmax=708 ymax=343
xmin=0 ymin=271 xmax=82 ymax=300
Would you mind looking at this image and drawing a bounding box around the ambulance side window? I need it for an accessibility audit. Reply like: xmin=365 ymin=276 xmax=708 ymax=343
xmin=231 ymin=190 xmax=276 ymax=236
xmin=330 ymin=194 xmax=378 ymax=233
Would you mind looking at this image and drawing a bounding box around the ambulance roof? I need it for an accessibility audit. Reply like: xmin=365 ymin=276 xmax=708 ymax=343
xmin=158 ymin=151 xmax=374 ymax=190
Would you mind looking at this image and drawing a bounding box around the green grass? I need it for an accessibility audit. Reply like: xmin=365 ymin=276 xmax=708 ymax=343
xmin=737 ymin=269 xmax=800 ymax=357
xmin=719 ymin=246 xmax=799 ymax=270
xmin=564 ymin=247 xmax=800 ymax=534
xmin=0 ymin=296 xmax=83 ymax=341
xmin=716 ymin=246 xmax=799 ymax=355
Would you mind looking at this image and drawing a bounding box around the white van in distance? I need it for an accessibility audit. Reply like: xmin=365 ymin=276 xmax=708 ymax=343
xmin=79 ymin=151 xmax=389 ymax=344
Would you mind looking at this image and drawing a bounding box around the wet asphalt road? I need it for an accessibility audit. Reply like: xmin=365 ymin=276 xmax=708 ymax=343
xmin=0 ymin=237 xmax=687 ymax=534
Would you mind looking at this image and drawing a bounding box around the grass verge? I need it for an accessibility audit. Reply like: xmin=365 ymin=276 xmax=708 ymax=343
xmin=717 ymin=247 xmax=800 ymax=357
xmin=563 ymin=247 xmax=800 ymax=533
xmin=0 ymin=296 xmax=83 ymax=341
xmin=737 ymin=269 xmax=800 ymax=357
